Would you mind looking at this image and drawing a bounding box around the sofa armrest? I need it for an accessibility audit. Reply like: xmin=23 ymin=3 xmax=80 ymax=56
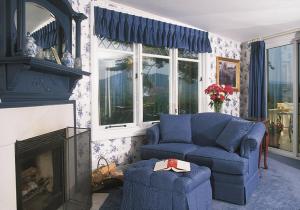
xmin=146 ymin=124 xmax=160 ymax=145
xmin=240 ymin=122 xmax=266 ymax=158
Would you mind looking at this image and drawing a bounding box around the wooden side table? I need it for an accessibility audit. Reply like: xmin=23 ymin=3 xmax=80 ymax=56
xmin=244 ymin=117 xmax=269 ymax=169
xmin=259 ymin=121 xmax=269 ymax=169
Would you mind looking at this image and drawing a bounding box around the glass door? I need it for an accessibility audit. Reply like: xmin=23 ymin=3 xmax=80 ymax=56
xmin=267 ymin=44 xmax=294 ymax=152
xmin=298 ymin=42 xmax=300 ymax=154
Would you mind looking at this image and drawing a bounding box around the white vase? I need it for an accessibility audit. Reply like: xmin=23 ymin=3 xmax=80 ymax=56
xmin=61 ymin=51 xmax=74 ymax=68
xmin=24 ymin=33 xmax=37 ymax=57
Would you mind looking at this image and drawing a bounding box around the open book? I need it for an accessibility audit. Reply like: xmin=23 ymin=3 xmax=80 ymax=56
xmin=154 ymin=159 xmax=191 ymax=172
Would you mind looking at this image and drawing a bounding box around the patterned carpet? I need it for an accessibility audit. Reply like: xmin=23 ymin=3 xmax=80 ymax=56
xmin=99 ymin=156 xmax=300 ymax=210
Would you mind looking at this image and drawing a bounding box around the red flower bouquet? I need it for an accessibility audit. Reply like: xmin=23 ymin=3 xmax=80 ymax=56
xmin=204 ymin=84 xmax=234 ymax=112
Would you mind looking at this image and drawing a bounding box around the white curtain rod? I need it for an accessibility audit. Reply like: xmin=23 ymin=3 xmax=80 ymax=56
xmin=247 ymin=28 xmax=300 ymax=44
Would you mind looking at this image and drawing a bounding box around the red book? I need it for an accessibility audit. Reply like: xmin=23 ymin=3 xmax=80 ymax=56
xmin=167 ymin=159 xmax=178 ymax=168
xmin=154 ymin=159 xmax=191 ymax=172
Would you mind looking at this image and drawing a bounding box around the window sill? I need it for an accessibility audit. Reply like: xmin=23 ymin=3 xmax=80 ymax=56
xmin=91 ymin=126 xmax=147 ymax=141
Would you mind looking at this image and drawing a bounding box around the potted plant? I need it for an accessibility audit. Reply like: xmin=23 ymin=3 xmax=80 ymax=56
xmin=204 ymin=84 xmax=233 ymax=112
xmin=269 ymin=116 xmax=283 ymax=148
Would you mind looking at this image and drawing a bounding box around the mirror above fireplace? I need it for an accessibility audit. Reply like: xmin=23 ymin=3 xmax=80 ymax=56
xmin=24 ymin=2 xmax=66 ymax=61
xmin=0 ymin=0 xmax=90 ymax=103
xmin=25 ymin=2 xmax=55 ymax=35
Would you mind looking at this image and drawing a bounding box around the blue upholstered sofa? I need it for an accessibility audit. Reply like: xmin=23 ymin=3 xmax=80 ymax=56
xmin=140 ymin=112 xmax=266 ymax=205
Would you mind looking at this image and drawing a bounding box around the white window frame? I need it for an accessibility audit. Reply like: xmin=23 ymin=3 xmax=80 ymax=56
xmin=138 ymin=44 xmax=173 ymax=127
xmin=91 ymin=36 xmax=145 ymax=140
xmin=176 ymin=50 xmax=203 ymax=114
xmin=90 ymin=30 xmax=207 ymax=140
xmin=96 ymin=48 xmax=137 ymax=128
xmin=91 ymin=43 xmax=207 ymax=140
xmin=90 ymin=0 xmax=210 ymax=142
xmin=200 ymin=53 xmax=209 ymax=113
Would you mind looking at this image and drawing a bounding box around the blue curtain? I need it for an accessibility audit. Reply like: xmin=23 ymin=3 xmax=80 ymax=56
xmin=31 ymin=21 xmax=58 ymax=49
xmin=248 ymin=41 xmax=266 ymax=118
xmin=94 ymin=7 xmax=212 ymax=53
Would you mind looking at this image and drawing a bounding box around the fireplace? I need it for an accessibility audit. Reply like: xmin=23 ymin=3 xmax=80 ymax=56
xmin=15 ymin=128 xmax=91 ymax=210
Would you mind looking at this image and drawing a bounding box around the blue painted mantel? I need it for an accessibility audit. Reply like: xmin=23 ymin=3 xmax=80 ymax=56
xmin=0 ymin=0 xmax=89 ymax=103
xmin=0 ymin=56 xmax=90 ymax=102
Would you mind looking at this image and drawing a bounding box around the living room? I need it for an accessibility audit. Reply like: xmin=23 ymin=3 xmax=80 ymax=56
xmin=0 ymin=0 xmax=300 ymax=209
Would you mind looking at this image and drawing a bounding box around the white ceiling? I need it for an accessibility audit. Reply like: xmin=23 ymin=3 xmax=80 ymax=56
xmin=112 ymin=0 xmax=300 ymax=42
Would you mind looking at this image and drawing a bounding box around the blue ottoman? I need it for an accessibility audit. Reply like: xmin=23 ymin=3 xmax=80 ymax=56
xmin=121 ymin=159 xmax=212 ymax=210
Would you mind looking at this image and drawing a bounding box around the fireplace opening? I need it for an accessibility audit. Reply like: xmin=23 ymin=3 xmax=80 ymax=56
xmin=21 ymin=150 xmax=63 ymax=210
xmin=15 ymin=128 xmax=91 ymax=210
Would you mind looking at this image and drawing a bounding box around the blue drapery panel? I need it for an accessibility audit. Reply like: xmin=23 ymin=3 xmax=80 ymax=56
xmin=31 ymin=21 xmax=58 ymax=49
xmin=94 ymin=7 xmax=212 ymax=53
xmin=248 ymin=41 xmax=266 ymax=118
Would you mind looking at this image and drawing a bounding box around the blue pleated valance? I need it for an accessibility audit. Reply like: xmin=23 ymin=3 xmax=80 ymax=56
xmin=94 ymin=7 xmax=212 ymax=53
xmin=31 ymin=21 xmax=58 ymax=49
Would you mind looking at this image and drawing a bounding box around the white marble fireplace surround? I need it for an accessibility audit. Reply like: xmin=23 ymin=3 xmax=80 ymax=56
xmin=0 ymin=103 xmax=74 ymax=210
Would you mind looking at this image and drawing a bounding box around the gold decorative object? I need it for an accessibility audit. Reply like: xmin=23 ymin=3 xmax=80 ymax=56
xmin=50 ymin=47 xmax=61 ymax=64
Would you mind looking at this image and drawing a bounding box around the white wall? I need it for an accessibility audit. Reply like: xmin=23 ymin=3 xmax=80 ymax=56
xmin=0 ymin=104 xmax=74 ymax=210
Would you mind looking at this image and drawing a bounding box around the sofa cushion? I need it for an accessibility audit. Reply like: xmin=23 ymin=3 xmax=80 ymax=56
xmin=160 ymin=114 xmax=192 ymax=144
xmin=186 ymin=147 xmax=248 ymax=175
xmin=191 ymin=113 xmax=233 ymax=146
xmin=216 ymin=118 xmax=254 ymax=152
xmin=140 ymin=143 xmax=198 ymax=160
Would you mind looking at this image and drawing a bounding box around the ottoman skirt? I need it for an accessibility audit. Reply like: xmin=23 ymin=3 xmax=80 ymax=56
xmin=121 ymin=159 xmax=212 ymax=210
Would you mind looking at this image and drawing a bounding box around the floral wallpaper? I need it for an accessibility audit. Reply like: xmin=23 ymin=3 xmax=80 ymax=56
xmin=207 ymin=34 xmax=241 ymax=117
xmin=91 ymin=136 xmax=147 ymax=169
xmin=240 ymin=42 xmax=251 ymax=118
xmin=69 ymin=0 xmax=244 ymax=169
xmin=69 ymin=0 xmax=92 ymax=128
xmin=69 ymin=0 xmax=149 ymax=169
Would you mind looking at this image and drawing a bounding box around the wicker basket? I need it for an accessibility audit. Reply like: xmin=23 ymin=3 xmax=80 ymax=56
xmin=92 ymin=156 xmax=123 ymax=192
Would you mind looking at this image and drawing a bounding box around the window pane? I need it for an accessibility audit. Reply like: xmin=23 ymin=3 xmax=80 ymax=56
xmin=178 ymin=61 xmax=198 ymax=114
xmin=98 ymin=37 xmax=133 ymax=52
xmin=142 ymin=45 xmax=169 ymax=56
xmin=178 ymin=49 xmax=198 ymax=59
xmin=98 ymin=52 xmax=133 ymax=125
xmin=143 ymin=57 xmax=170 ymax=121
xmin=267 ymin=44 xmax=293 ymax=152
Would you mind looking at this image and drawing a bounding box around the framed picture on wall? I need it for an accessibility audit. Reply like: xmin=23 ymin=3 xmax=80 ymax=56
xmin=216 ymin=57 xmax=240 ymax=91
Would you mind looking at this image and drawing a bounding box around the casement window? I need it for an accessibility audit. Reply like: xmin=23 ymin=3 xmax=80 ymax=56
xmin=96 ymin=38 xmax=135 ymax=127
xmin=92 ymin=38 xmax=206 ymax=138
xmin=177 ymin=49 xmax=200 ymax=114
xmin=141 ymin=45 xmax=171 ymax=122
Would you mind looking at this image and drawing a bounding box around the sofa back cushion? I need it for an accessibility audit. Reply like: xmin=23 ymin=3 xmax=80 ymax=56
xmin=191 ymin=113 xmax=233 ymax=146
xmin=216 ymin=118 xmax=254 ymax=152
xmin=160 ymin=114 xmax=192 ymax=144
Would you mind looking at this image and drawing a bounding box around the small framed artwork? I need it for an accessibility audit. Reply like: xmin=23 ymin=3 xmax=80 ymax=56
xmin=216 ymin=56 xmax=240 ymax=91
xmin=50 ymin=47 xmax=62 ymax=64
